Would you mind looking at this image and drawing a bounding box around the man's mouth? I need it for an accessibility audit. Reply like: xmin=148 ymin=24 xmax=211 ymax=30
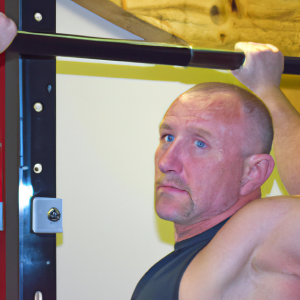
xmin=157 ymin=185 xmax=187 ymax=193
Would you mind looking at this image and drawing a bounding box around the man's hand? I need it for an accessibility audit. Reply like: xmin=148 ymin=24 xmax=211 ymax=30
xmin=0 ymin=13 xmax=17 ymax=54
xmin=231 ymin=41 xmax=300 ymax=195
xmin=231 ymin=42 xmax=284 ymax=97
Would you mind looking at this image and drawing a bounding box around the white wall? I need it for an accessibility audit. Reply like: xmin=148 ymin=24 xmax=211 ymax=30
xmin=56 ymin=1 xmax=193 ymax=298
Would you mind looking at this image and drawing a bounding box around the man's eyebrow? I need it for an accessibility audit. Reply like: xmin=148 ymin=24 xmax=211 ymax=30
xmin=159 ymin=123 xmax=212 ymax=138
xmin=159 ymin=123 xmax=173 ymax=131
xmin=190 ymin=127 xmax=212 ymax=138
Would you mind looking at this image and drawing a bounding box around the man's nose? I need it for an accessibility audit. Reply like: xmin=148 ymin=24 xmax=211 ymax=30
xmin=158 ymin=142 xmax=183 ymax=174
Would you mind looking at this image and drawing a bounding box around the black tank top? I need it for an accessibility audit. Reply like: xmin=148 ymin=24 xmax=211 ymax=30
xmin=131 ymin=218 xmax=229 ymax=300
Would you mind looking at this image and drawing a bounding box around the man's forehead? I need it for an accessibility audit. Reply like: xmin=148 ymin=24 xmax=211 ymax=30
xmin=166 ymin=90 xmax=243 ymax=118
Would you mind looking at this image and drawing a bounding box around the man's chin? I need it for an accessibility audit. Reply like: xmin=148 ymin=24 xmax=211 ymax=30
xmin=155 ymin=208 xmax=175 ymax=222
xmin=155 ymin=197 xmax=193 ymax=223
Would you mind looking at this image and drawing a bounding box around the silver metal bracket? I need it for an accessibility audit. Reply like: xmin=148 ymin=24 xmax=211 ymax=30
xmin=32 ymin=197 xmax=63 ymax=233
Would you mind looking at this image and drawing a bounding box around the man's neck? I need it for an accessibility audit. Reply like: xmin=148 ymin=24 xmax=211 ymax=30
xmin=174 ymin=188 xmax=261 ymax=242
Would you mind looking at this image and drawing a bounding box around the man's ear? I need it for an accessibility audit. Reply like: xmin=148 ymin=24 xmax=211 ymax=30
xmin=239 ymin=154 xmax=275 ymax=197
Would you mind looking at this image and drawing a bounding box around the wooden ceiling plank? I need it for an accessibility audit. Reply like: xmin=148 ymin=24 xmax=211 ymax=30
xmin=120 ymin=0 xmax=300 ymax=56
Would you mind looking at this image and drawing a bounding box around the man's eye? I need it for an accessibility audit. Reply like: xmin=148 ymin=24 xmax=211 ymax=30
xmin=195 ymin=140 xmax=206 ymax=148
xmin=164 ymin=135 xmax=174 ymax=142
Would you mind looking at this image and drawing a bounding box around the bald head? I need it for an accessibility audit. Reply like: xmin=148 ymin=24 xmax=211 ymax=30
xmin=183 ymin=82 xmax=274 ymax=155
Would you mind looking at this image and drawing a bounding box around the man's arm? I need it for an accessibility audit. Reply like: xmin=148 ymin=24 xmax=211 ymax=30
xmin=232 ymin=42 xmax=300 ymax=195
xmin=0 ymin=13 xmax=17 ymax=53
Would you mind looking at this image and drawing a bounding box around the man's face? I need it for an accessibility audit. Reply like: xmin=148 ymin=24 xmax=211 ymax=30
xmin=155 ymin=90 xmax=249 ymax=226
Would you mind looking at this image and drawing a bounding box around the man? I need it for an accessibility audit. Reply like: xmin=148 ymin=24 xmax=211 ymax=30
xmin=0 ymin=13 xmax=17 ymax=53
xmin=132 ymin=44 xmax=300 ymax=299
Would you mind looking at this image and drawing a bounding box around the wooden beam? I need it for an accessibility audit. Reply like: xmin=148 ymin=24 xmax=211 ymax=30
xmin=72 ymin=0 xmax=188 ymax=45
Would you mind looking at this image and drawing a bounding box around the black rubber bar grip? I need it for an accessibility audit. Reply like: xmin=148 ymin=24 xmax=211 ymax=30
xmin=8 ymin=31 xmax=300 ymax=74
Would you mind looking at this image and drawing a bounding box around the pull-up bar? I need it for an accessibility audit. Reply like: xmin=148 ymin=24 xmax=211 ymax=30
xmin=9 ymin=31 xmax=300 ymax=74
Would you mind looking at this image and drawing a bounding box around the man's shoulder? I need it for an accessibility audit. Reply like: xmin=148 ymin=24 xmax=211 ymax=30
xmin=221 ymin=194 xmax=300 ymax=255
xmin=252 ymin=194 xmax=300 ymax=208
xmin=236 ymin=194 xmax=300 ymax=222
xmin=210 ymin=194 xmax=300 ymax=253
